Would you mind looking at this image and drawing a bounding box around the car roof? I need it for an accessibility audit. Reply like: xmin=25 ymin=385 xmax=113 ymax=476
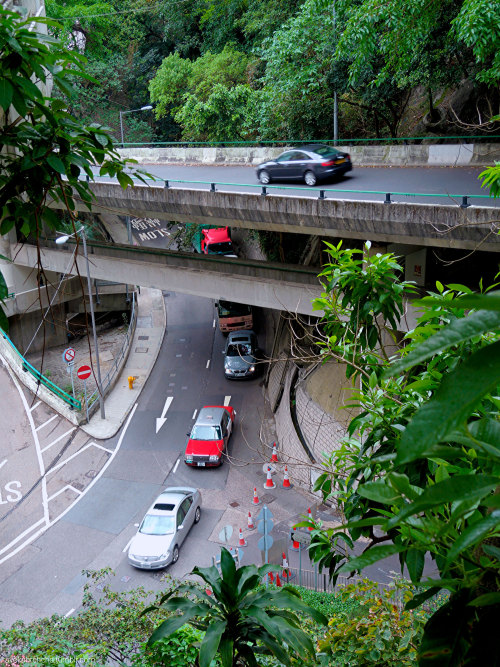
xmin=227 ymin=330 xmax=255 ymax=343
xmin=147 ymin=488 xmax=194 ymax=515
xmin=196 ymin=406 xmax=227 ymax=425
xmin=203 ymin=227 xmax=231 ymax=242
xmin=293 ymin=144 xmax=339 ymax=153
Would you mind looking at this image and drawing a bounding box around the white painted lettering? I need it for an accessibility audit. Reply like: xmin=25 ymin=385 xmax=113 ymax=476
xmin=5 ymin=480 xmax=22 ymax=502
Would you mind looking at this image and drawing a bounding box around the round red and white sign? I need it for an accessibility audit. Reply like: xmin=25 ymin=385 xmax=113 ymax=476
xmin=63 ymin=347 xmax=76 ymax=363
xmin=77 ymin=365 xmax=92 ymax=380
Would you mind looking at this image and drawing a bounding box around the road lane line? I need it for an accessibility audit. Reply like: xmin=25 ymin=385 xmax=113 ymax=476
xmin=0 ymin=403 xmax=139 ymax=567
xmin=64 ymin=609 xmax=75 ymax=617
xmin=0 ymin=518 xmax=45 ymax=558
xmin=0 ymin=459 xmax=7 ymax=471
xmin=47 ymin=485 xmax=82 ymax=502
xmin=213 ymin=319 xmax=216 ymax=328
xmin=35 ymin=414 xmax=58 ymax=432
xmin=224 ymin=396 xmax=231 ymax=406
xmin=40 ymin=427 xmax=76 ymax=453
xmin=1 ymin=353 xmax=49 ymax=525
xmin=192 ymin=409 xmax=197 ymax=420
xmin=172 ymin=457 xmax=180 ymax=474
xmin=206 ymin=359 xmax=210 ymax=369
xmin=29 ymin=401 xmax=41 ymax=412
xmin=87 ymin=441 xmax=113 ymax=454
xmin=122 ymin=536 xmax=134 ymax=553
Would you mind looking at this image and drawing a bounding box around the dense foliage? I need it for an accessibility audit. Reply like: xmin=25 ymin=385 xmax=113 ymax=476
xmin=44 ymin=0 xmax=499 ymax=142
xmin=309 ymin=242 xmax=500 ymax=664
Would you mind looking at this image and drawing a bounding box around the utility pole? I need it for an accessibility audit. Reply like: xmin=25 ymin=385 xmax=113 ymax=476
xmin=333 ymin=0 xmax=338 ymax=145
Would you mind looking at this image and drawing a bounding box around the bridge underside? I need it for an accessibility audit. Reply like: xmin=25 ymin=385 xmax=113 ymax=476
xmin=62 ymin=181 xmax=500 ymax=253
xmin=12 ymin=242 xmax=324 ymax=316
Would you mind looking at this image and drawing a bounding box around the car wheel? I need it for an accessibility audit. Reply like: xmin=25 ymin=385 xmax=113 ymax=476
xmin=259 ymin=170 xmax=271 ymax=185
xmin=304 ymin=171 xmax=317 ymax=186
xmin=172 ymin=545 xmax=179 ymax=563
xmin=194 ymin=507 xmax=201 ymax=523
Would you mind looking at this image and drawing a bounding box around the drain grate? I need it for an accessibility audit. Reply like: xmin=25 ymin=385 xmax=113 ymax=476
xmin=138 ymin=335 xmax=149 ymax=341
xmin=229 ymin=501 xmax=240 ymax=508
xmin=135 ymin=347 xmax=149 ymax=353
xmin=260 ymin=493 xmax=276 ymax=504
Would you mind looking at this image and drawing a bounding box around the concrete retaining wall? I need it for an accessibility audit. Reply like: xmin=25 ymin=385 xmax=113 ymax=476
xmin=119 ymin=143 xmax=500 ymax=168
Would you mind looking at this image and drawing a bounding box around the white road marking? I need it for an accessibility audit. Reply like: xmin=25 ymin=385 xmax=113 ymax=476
xmin=156 ymin=396 xmax=174 ymax=434
xmin=224 ymin=396 xmax=231 ymax=406
xmin=35 ymin=414 xmax=58 ymax=432
xmin=213 ymin=319 xmax=216 ymax=328
xmin=192 ymin=409 xmax=197 ymax=420
xmin=206 ymin=359 xmax=210 ymax=369
xmin=122 ymin=536 xmax=134 ymax=553
xmin=64 ymin=608 xmax=75 ymax=617
xmin=172 ymin=457 xmax=180 ymax=474
xmin=47 ymin=441 xmax=112 ymax=475
xmin=0 ymin=518 xmax=45 ymax=557
xmin=0 ymin=459 xmax=7 ymax=471
xmin=47 ymin=485 xmax=82 ymax=502
xmin=0 ymin=403 xmax=139 ymax=567
xmin=29 ymin=401 xmax=41 ymax=412
xmin=40 ymin=427 xmax=76 ymax=453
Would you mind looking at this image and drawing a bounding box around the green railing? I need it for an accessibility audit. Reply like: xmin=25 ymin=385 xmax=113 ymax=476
xmin=117 ymin=134 xmax=500 ymax=148
xmin=1 ymin=330 xmax=81 ymax=410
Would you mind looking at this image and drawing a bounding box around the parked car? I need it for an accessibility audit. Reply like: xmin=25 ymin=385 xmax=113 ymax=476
xmin=256 ymin=144 xmax=352 ymax=186
xmin=223 ymin=330 xmax=258 ymax=379
xmin=128 ymin=487 xmax=201 ymax=570
xmin=184 ymin=405 xmax=235 ymax=467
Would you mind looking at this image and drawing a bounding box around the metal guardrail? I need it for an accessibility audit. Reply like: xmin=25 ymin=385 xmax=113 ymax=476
xmin=85 ymin=291 xmax=137 ymax=416
xmin=0 ymin=330 xmax=81 ymax=410
xmin=117 ymin=174 xmax=494 ymax=208
xmin=118 ymin=135 xmax=500 ymax=148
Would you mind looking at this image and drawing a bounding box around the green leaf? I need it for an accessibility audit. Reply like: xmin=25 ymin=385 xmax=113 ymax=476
xmin=47 ymin=155 xmax=66 ymax=174
xmin=385 ymin=310 xmax=500 ymax=378
xmin=218 ymin=636 xmax=234 ymax=667
xmin=405 ymin=587 xmax=441 ymax=610
xmin=445 ymin=510 xmax=500 ymax=565
xmin=396 ymin=340 xmax=500 ymax=464
xmin=483 ymin=544 xmax=500 ymax=560
xmin=0 ymin=78 xmax=13 ymax=110
xmin=338 ymin=544 xmax=405 ymax=573
xmin=468 ymin=593 xmax=500 ymax=607
xmin=199 ymin=619 xmax=226 ymax=667
xmin=406 ymin=548 xmax=425 ymax=583
xmin=357 ymin=481 xmax=400 ymax=504
xmin=387 ymin=476 xmax=498 ymax=529
xmin=147 ymin=604 xmax=205 ymax=646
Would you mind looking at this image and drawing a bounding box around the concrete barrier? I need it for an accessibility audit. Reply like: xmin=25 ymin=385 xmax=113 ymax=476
xmin=119 ymin=143 xmax=500 ymax=168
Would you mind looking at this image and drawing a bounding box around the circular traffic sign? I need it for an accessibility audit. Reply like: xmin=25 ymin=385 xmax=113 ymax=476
xmin=77 ymin=365 xmax=92 ymax=380
xmin=63 ymin=347 xmax=76 ymax=363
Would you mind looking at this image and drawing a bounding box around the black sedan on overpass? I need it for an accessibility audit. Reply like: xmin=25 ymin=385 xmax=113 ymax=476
xmin=256 ymin=144 xmax=352 ymax=187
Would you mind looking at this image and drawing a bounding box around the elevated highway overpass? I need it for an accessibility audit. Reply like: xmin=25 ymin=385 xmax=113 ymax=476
xmin=11 ymin=240 xmax=323 ymax=316
xmin=62 ymin=179 xmax=500 ymax=253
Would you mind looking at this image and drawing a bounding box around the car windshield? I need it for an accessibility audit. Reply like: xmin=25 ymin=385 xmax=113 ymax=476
xmin=191 ymin=424 xmax=222 ymax=440
xmin=218 ymin=301 xmax=251 ymax=317
xmin=312 ymin=145 xmax=340 ymax=158
xmin=227 ymin=344 xmax=251 ymax=357
xmin=140 ymin=514 xmax=175 ymax=535
xmin=207 ymin=242 xmax=233 ymax=254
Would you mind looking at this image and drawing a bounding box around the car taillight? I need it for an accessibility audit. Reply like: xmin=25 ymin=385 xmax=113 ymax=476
xmin=321 ymin=160 xmax=335 ymax=166
xmin=346 ymin=154 xmax=350 ymax=160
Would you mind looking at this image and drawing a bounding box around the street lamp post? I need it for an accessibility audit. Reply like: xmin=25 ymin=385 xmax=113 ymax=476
xmin=119 ymin=105 xmax=153 ymax=147
xmin=56 ymin=227 xmax=106 ymax=420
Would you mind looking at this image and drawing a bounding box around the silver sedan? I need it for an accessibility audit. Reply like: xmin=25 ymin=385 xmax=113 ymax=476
xmin=128 ymin=486 xmax=202 ymax=569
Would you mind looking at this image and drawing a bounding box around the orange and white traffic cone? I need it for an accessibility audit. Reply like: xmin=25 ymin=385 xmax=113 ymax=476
xmin=307 ymin=507 xmax=314 ymax=531
xmin=291 ymin=525 xmax=301 ymax=551
xmin=282 ymin=552 xmax=290 ymax=581
xmin=252 ymin=487 xmax=261 ymax=505
xmin=264 ymin=466 xmax=276 ymax=489
xmin=282 ymin=465 xmax=292 ymax=489
xmin=247 ymin=511 xmax=255 ymax=530
xmin=275 ymin=573 xmax=282 ymax=587
xmin=270 ymin=442 xmax=278 ymax=463
xmin=269 ymin=571 xmax=274 ymax=584
xmin=239 ymin=528 xmax=247 ymax=547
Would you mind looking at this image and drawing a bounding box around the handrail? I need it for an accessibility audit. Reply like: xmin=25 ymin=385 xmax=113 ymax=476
xmin=117 ymin=135 xmax=500 ymax=148
xmin=0 ymin=330 xmax=81 ymax=410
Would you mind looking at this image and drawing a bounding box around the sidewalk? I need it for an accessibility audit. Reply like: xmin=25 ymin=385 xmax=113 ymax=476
xmin=81 ymin=287 xmax=166 ymax=439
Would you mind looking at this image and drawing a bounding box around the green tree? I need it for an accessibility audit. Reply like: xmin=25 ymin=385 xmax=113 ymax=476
xmin=0 ymin=7 xmax=147 ymax=329
xmin=144 ymin=547 xmax=328 ymax=667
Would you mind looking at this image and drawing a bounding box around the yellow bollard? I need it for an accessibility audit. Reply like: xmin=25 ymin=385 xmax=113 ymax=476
xmin=128 ymin=376 xmax=134 ymax=390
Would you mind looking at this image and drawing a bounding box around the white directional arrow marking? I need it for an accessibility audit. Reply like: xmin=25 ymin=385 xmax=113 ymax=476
xmin=156 ymin=396 xmax=174 ymax=434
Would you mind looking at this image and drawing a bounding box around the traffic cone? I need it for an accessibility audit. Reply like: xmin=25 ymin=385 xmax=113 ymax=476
xmin=291 ymin=525 xmax=301 ymax=551
xmin=282 ymin=466 xmax=292 ymax=489
xmin=239 ymin=528 xmax=247 ymax=547
xmin=270 ymin=442 xmax=278 ymax=463
xmin=247 ymin=511 xmax=255 ymax=530
xmin=275 ymin=573 xmax=282 ymax=587
xmin=269 ymin=571 xmax=274 ymax=584
xmin=264 ymin=466 xmax=276 ymax=489
xmin=307 ymin=507 xmax=314 ymax=531
xmin=252 ymin=487 xmax=261 ymax=505
xmin=282 ymin=552 xmax=290 ymax=581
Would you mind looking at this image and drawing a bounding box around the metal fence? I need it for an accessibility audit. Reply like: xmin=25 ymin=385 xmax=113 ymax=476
xmin=86 ymin=291 xmax=137 ymax=416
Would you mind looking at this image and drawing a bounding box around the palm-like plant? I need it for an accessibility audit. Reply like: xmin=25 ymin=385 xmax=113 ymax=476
xmin=143 ymin=547 xmax=327 ymax=666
